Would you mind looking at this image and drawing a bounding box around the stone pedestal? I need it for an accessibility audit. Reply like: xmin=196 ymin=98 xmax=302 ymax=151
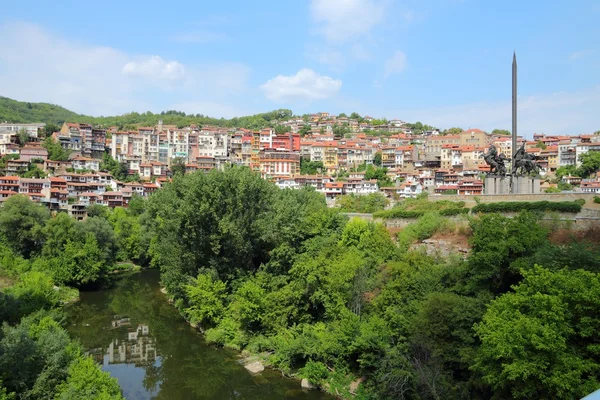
xmin=484 ymin=175 xmax=541 ymax=195
xmin=512 ymin=176 xmax=541 ymax=194
xmin=484 ymin=176 xmax=511 ymax=195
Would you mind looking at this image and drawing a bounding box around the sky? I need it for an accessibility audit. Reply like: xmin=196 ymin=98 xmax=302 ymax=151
xmin=0 ymin=0 xmax=599 ymax=137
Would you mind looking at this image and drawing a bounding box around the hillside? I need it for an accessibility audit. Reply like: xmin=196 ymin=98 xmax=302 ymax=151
xmin=0 ymin=96 xmax=88 ymax=125
xmin=0 ymin=96 xmax=293 ymax=130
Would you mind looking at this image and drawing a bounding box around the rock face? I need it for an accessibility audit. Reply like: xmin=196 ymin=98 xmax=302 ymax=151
xmin=410 ymin=239 xmax=469 ymax=258
xmin=244 ymin=361 xmax=265 ymax=374
xmin=301 ymin=378 xmax=315 ymax=389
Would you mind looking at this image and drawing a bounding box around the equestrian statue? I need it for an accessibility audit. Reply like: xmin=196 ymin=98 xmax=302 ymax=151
xmin=512 ymin=144 xmax=540 ymax=175
xmin=483 ymin=144 xmax=510 ymax=175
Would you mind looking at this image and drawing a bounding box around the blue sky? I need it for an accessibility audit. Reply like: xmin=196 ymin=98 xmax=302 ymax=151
xmin=1 ymin=0 xmax=599 ymax=136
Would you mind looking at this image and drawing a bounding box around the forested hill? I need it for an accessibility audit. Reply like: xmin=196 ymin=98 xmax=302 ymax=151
xmin=0 ymin=96 xmax=86 ymax=125
xmin=0 ymin=96 xmax=293 ymax=130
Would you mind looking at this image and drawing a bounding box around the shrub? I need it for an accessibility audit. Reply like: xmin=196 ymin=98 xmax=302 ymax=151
xmin=373 ymin=209 xmax=424 ymax=219
xmin=299 ymin=360 xmax=329 ymax=385
xmin=574 ymin=198 xmax=586 ymax=206
xmin=439 ymin=208 xmax=470 ymax=216
xmin=397 ymin=212 xmax=444 ymax=250
xmin=594 ymin=196 xmax=600 ymax=204
xmin=471 ymin=201 xmax=582 ymax=214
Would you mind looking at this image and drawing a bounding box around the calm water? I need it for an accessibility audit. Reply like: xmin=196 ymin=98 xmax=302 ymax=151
xmin=65 ymin=269 xmax=333 ymax=400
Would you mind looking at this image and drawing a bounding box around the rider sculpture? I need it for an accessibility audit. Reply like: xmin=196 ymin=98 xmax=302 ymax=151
xmin=483 ymin=144 xmax=509 ymax=175
xmin=512 ymin=144 xmax=540 ymax=175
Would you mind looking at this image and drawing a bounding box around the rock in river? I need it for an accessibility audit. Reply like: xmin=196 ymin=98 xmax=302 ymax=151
xmin=244 ymin=361 xmax=265 ymax=374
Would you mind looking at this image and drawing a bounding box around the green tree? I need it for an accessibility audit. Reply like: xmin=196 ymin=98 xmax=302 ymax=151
xmin=0 ymin=195 xmax=49 ymax=258
xmin=465 ymin=212 xmax=547 ymax=294
xmin=48 ymin=234 xmax=105 ymax=285
xmin=55 ymin=356 xmax=124 ymax=399
xmin=473 ymin=266 xmax=600 ymax=399
xmin=577 ymin=151 xmax=600 ymax=178
xmin=41 ymin=137 xmax=70 ymax=161
xmin=17 ymin=128 xmax=30 ymax=147
xmin=491 ymin=129 xmax=511 ymax=136
xmin=534 ymin=140 xmax=547 ymax=149
xmin=555 ymin=165 xmax=578 ymax=179
xmin=274 ymin=125 xmax=291 ymax=134
xmin=442 ymin=127 xmax=463 ymax=135
xmin=184 ymin=273 xmax=227 ymax=327
xmin=298 ymin=124 xmax=312 ymax=136
xmin=170 ymin=157 xmax=186 ymax=176
xmin=23 ymin=166 xmax=48 ymax=179
xmin=43 ymin=123 xmax=60 ymax=138
xmin=300 ymin=158 xmax=324 ymax=175
xmin=372 ymin=151 xmax=382 ymax=167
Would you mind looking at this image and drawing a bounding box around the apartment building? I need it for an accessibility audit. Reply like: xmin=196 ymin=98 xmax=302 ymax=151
xmin=259 ymin=150 xmax=300 ymax=179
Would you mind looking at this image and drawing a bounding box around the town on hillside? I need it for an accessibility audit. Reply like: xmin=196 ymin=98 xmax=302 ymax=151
xmin=0 ymin=114 xmax=599 ymax=218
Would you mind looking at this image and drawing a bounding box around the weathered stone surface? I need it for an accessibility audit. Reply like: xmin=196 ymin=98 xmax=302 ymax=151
xmin=244 ymin=361 xmax=265 ymax=373
xmin=301 ymin=378 xmax=315 ymax=389
xmin=350 ymin=377 xmax=365 ymax=394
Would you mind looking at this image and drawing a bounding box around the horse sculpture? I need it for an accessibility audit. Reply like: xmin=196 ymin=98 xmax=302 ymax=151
xmin=512 ymin=145 xmax=540 ymax=175
xmin=483 ymin=144 xmax=510 ymax=175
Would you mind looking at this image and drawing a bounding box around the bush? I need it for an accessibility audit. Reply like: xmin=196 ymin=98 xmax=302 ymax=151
xmin=299 ymin=360 xmax=329 ymax=385
xmin=439 ymin=208 xmax=470 ymax=216
xmin=595 ymin=196 xmax=600 ymax=204
xmin=574 ymin=198 xmax=586 ymax=206
xmin=373 ymin=209 xmax=424 ymax=219
xmin=471 ymin=201 xmax=582 ymax=214
xmin=397 ymin=212 xmax=444 ymax=250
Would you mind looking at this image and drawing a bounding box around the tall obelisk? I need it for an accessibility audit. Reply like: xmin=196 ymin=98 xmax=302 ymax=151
xmin=512 ymin=52 xmax=517 ymax=171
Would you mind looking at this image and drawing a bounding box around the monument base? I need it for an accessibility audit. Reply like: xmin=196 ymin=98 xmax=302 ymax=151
xmin=512 ymin=176 xmax=541 ymax=194
xmin=484 ymin=176 xmax=511 ymax=195
xmin=484 ymin=175 xmax=541 ymax=195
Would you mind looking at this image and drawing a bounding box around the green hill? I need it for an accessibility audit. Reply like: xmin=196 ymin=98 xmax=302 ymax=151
xmin=0 ymin=96 xmax=293 ymax=130
xmin=0 ymin=96 xmax=88 ymax=125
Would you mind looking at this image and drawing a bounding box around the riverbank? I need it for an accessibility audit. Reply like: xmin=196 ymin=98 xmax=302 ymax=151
xmin=159 ymin=282 xmax=352 ymax=398
xmin=66 ymin=269 xmax=332 ymax=400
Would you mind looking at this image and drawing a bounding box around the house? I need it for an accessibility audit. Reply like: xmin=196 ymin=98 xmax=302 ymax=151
xmin=71 ymin=156 xmax=100 ymax=171
xmin=259 ymin=150 xmax=300 ymax=179
xmin=20 ymin=146 xmax=48 ymax=162
xmin=457 ymin=179 xmax=483 ymax=195
xmin=323 ymin=182 xmax=344 ymax=200
xmin=580 ymin=179 xmax=600 ymax=194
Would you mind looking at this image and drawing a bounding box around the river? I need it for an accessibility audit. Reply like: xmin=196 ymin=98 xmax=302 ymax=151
xmin=65 ymin=269 xmax=333 ymax=400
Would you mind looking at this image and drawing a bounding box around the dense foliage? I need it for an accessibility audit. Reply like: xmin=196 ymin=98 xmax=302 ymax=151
xmin=0 ymin=96 xmax=83 ymax=125
xmin=142 ymin=167 xmax=600 ymax=399
xmin=0 ymin=194 xmax=151 ymax=399
xmin=336 ymin=193 xmax=388 ymax=213
xmin=2 ymin=167 xmax=599 ymax=399
xmin=0 ymin=96 xmax=295 ymax=130
xmin=471 ymin=200 xmax=583 ymax=213
xmin=373 ymin=198 xmax=467 ymax=219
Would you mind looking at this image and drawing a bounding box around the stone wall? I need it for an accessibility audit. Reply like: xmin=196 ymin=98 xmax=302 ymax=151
xmin=428 ymin=192 xmax=597 ymax=204
xmin=343 ymin=209 xmax=600 ymax=232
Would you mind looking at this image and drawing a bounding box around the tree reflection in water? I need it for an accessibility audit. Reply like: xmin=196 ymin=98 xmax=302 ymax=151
xmin=65 ymin=270 xmax=332 ymax=400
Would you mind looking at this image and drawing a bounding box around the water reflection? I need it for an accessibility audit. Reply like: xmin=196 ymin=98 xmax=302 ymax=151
xmin=65 ymin=270 xmax=332 ymax=400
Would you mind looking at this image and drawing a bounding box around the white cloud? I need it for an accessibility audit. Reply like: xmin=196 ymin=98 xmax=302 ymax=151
xmin=310 ymin=0 xmax=387 ymax=43
xmin=400 ymin=86 xmax=600 ymax=136
xmin=0 ymin=21 xmax=250 ymax=117
xmin=260 ymin=69 xmax=342 ymax=102
xmin=384 ymin=50 xmax=407 ymax=77
xmin=122 ymin=56 xmax=185 ymax=82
